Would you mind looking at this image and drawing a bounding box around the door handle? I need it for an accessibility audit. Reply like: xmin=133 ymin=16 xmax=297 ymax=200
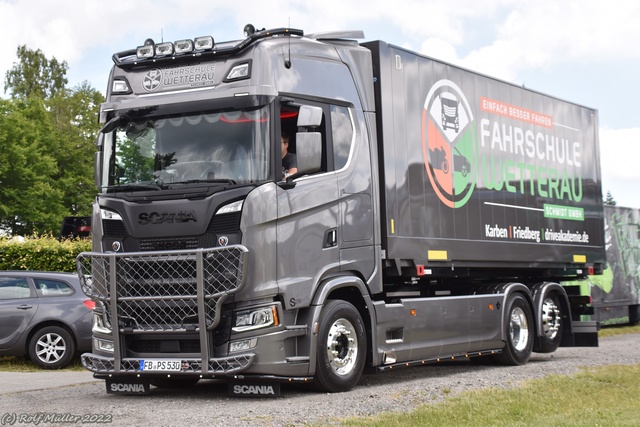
xmin=17 ymin=304 xmax=33 ymax=310
xmin=323 ymin=228 xmax=337 ymax=248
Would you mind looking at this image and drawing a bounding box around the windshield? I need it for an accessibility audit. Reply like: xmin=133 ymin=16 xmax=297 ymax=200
xmin=103 ymin=106 xmax=270 ymax=189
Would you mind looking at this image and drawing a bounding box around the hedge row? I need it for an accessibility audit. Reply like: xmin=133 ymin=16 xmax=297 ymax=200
xmin=0 ymin=235 xmax=91 ymax=273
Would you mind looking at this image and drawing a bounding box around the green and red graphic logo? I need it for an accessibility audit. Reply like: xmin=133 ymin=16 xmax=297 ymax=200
xmin=422 ymin=80 xmax=477 ymax=208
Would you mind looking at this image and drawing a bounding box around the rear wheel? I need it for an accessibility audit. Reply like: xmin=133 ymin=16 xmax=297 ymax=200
xmin=538 ymin=292 xmax=563 ymax=353
xmin=314 ymin=300 xmax=366 ymax=393
xmin=28 ymin=326 xmax=76 ymax=369
xmin=494 ymin=293 xmax=534 ymax=365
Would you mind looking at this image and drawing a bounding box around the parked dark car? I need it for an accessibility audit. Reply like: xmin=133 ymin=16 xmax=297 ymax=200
xmin=0 ymin=271 xmax=93 ymax=369
xmin=60 ymin=216 xmax=91 ymax=239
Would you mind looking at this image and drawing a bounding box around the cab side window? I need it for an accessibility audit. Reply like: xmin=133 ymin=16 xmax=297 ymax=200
xmin=279 ymin=100 xmax=354 ymax=175
xmin=330 ymin=105 xmax=353 ymax=170
xmin=280 ymin=103 xmax=328 ymax=173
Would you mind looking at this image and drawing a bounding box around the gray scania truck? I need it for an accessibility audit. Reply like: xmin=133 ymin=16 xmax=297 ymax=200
xmin=77 ymin=25 xmax=605 ymax=395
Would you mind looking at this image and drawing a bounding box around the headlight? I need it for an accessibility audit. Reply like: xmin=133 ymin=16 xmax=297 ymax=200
xmin=101 ymin=208 xmax=122 ymax=221
xmin=92 ymin=302 xmax=112 ymax=334
xmin=216 ymin=200 xmax=243 ymax=215
xmin=232 ymin=305 xmax=279 ymax=333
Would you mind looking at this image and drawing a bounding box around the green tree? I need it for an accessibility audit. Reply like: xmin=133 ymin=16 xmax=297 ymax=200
xmin=1 ymin=46 xmax=102 ymax=235
xmin=47 ymin=82 xmax=103 ymax=214
xmin=604 ymin=190 xmax=617 ymax=206
xmin=0 ymin=98 xmax=66 ymax=235
xmin=4 ymin=45 xmax=68 ymax=100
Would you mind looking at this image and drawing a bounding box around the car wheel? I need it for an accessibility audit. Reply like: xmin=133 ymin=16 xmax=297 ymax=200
xmin=28 ymin=326 xmax=76 ymax=369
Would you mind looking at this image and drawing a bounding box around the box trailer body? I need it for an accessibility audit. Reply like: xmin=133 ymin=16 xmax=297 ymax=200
xmin=77 ymin=27 xmax=605 ymax=395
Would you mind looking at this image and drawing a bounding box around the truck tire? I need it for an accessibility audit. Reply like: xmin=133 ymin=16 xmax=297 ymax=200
xmin=28 ymin=326 xmax=76 ymax=369
xmin=314 ymin=300 xmax=366 ymax=393
xmin=538 ymin=292 xmax=563 ymax=353
xmin=494 ymin=293 xmax=533 ymax=366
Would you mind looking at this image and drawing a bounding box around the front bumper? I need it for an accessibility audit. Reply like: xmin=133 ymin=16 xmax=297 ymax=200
xmin=82 ymin=352 xmax=255 ymax=375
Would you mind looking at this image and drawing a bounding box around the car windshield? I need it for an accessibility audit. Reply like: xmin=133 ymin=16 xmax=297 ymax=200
xmin=104 ymin=106 xmax=270 ymax=189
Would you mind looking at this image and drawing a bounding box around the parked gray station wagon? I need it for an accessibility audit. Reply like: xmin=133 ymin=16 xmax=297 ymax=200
xmin=0 ymin=271 xmax=93 ymax=369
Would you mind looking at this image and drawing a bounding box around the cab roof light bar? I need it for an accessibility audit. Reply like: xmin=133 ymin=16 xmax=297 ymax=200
xmin=113 ymin=26 xmax=303 ymax=68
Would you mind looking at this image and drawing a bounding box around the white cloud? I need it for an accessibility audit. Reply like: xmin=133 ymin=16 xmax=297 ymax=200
xmin=1 ymin=0 xmax=638 ymax=210
xmin=452 ymin=1 xmax=640 ymax=81
xmin=599 ymin=127 xmax=640 ymax=208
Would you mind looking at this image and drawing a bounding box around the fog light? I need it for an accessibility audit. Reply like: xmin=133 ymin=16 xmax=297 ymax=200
xmin=229 ymin=339 xmax=257 ymax=353
xmin=94 ymin=338 xmax=114 ymax=353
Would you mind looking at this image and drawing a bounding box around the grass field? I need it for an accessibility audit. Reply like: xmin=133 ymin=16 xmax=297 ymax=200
xmin=341 ymin=324 xmax=640 ymax=427
xmin=342 ymin=363 xmax=640 ymax=427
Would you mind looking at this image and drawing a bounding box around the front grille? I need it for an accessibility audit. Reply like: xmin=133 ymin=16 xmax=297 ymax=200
xmin=103 ymin=212 xmax=241 ymax=252
xmin=76 ymin=246 xmax=248 ymax=332
xmin=208 ymin=212 xmax=241 ymax=233
xmin=127 ymin=339 xmax=201 ymax=353
xmin=103 ymin=219 xmax=128 ymax=236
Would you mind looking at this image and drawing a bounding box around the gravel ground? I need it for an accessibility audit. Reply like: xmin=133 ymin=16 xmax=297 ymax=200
xmin=1 ymin=333 xmax=638 ymax=426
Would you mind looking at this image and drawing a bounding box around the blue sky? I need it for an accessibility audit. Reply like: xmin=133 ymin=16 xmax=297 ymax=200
xmin=1 ymin=0 xmax=639 ymax=208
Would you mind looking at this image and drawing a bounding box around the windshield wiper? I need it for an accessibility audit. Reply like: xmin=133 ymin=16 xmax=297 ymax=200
xmin=105 ymin=183 xmax=164 ymax=193
xmin=171 ymin=179 xmax=237 ymax=186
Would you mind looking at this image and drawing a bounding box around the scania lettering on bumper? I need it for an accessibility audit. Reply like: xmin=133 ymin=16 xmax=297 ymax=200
xmin=106 ymin=379 xmax=150 ymax=394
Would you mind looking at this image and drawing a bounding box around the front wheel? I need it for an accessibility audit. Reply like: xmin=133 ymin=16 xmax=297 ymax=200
xmin=28 ymin=326 xmax=76 ymax=369
xmin=494 ymin=293 xmax=534 ymax=365
xmin=314 ymin=300 xmax=366 ymax=393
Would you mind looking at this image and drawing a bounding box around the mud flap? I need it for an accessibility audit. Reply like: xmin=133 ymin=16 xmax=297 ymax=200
xmin=106 ymin=378 xmax=151 ymax=395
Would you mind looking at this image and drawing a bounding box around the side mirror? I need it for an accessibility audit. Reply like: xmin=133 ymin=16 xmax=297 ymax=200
xmin=297 ymin=105 xmax=323 ymax=128
xmin=295 ymin=132 xmax=322 ymax=175
xmin=94 ymin=151 xmax=102 ymax=189
xmin=281 ymin=132 xmax=321 ymax=189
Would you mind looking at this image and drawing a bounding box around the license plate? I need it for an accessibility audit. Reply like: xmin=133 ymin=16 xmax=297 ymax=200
xmin=140 ymin=359 xmax=182 ymax=371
